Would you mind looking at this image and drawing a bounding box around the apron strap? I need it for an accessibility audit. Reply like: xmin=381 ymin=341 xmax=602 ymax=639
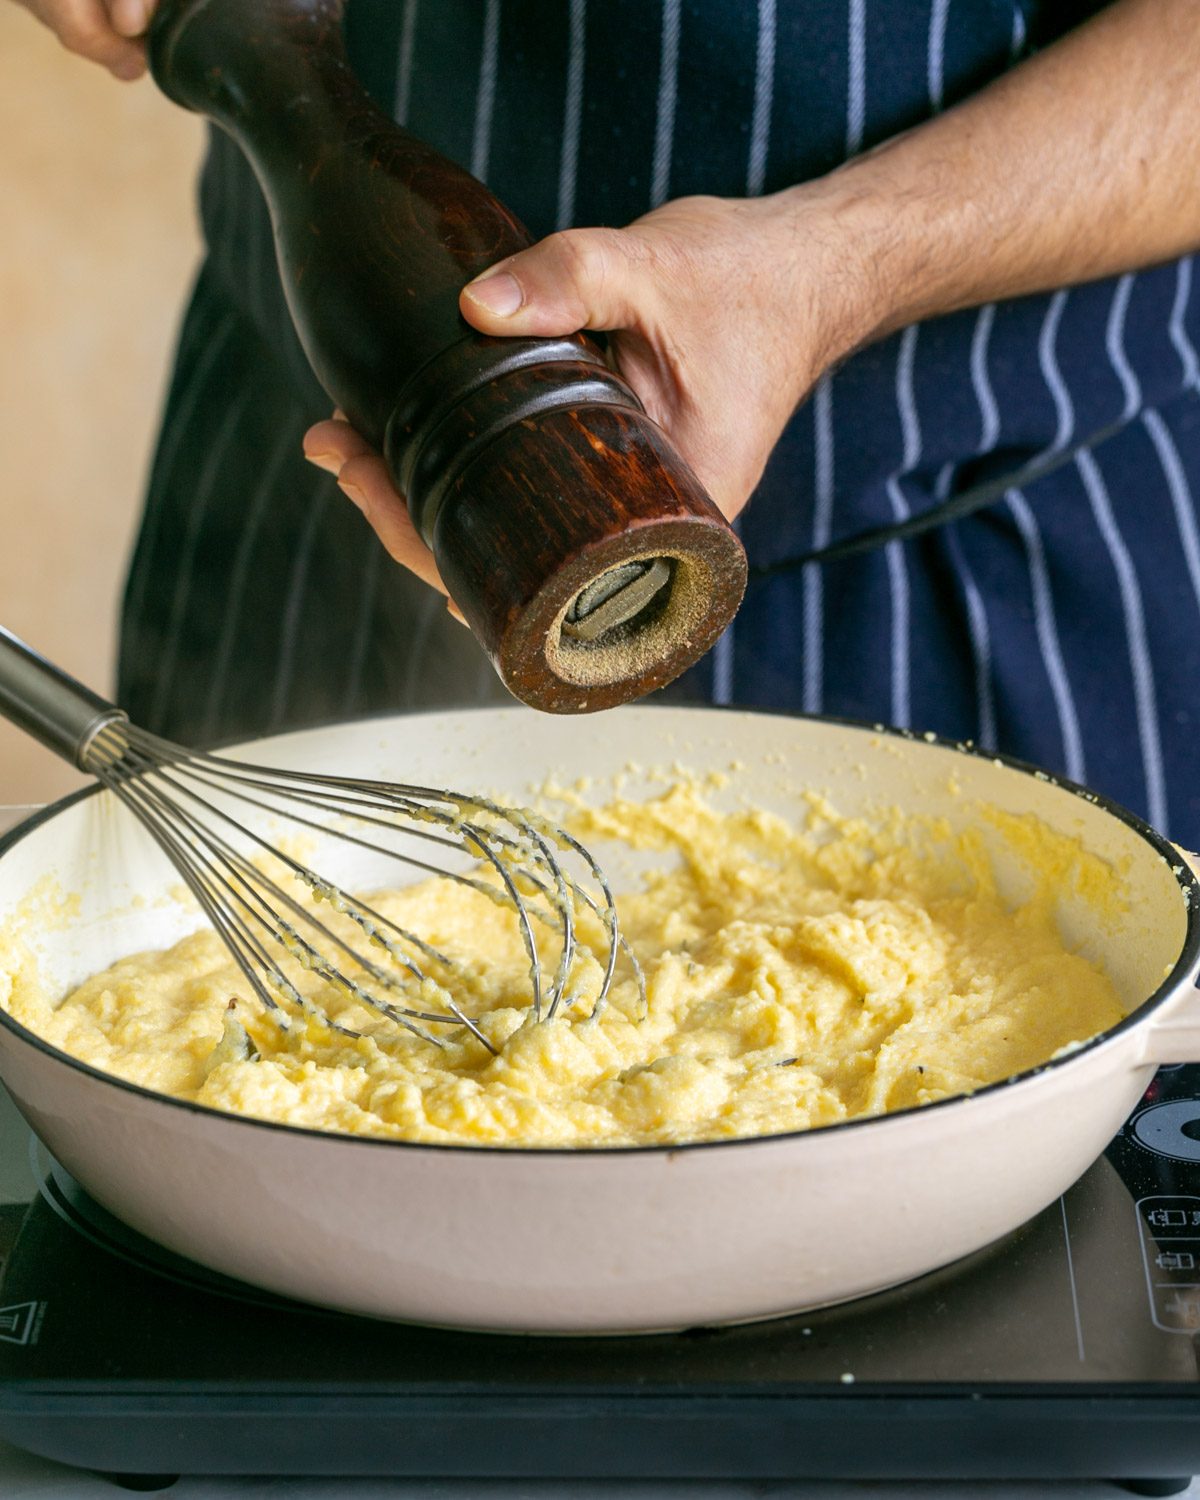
xmin=749 ymin=414 xmax=1129 ymax=577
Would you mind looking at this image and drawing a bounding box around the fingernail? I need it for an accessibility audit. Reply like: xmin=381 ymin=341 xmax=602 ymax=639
xmin=304 ymin=449 xmax=342 ymax=475
xmin=111 ymin=0 xmax=149 ymax=36
xmin=111 ymin=54 xmax=146 ymax=81
xmin=338 ymin=479 xmax=368 ymax=514
xmin=463 ymin=271 xmax=523 ymax=317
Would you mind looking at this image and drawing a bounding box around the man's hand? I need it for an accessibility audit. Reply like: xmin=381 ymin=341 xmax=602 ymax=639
xmin=454 ymin=194 xmax=867 ymax=519
xmin=14 ymin=1 xmax=155 ymax=81
xmin=304 ymin=0 xmax=1200 ymax=614
xmin=303 ymin=189 xmax=876 ymax=606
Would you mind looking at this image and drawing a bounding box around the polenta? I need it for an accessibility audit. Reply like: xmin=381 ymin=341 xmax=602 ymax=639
xmin=0 ymin=779 xmax=1126 ymax=1147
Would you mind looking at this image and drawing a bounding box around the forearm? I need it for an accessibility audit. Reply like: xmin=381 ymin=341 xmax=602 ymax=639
xmin=336 ymin=0 xmax=1200 ymax=534
xmin=796 ymin=0 xmax=1200 ymax=354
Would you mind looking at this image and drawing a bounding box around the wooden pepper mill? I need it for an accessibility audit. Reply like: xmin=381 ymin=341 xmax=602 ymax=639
xmin=146 ymin=0 xmax=747 ymax=714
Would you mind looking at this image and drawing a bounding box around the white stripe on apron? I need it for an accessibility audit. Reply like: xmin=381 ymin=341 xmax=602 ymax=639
xmin=556 ymin=0 xmax=587 ymax=230
xmin=960 ymin=565 xmax=997 ymax=749
xmin=970 ymin=303 xmax=1000 ymax=451
xmin=471 ymin=0 xmax=502 ymax=182
xmin=712 ymin=0 xmax=777 ymax=705
xmin=650 ymin=0 xmax=681 ymax=208
xmin=150 ymin=385 xmax=254 ymax=728
xmin=1169 ymin=256 xmax=1199 ymax=390
xmin=957 ymin=302 xmax=1001 ymax=746
xmin=846 ymin=0 xmax=867 ymax=155
xmin=1105 ymin=273 xmax=1141 ymax=421
xmin=341 ymin=541 xmax=385 ymax=716
xmin=928 ymin=0 xmax=951 ymax=113
xmin=270 ymin=483 xmax=333 ymax=728
xmin=883 ymin=324 xmax=922 ymax=728
xmin=746 ymin=0 xmax=776 ymax=198
xmin=1006 ymin=488 xmax=1086 ymax=783
xmin=800 ymin=0 xmax=870 ymax=715
xmin=394 ymin=0 xmax=419 ymax=126
xmin=1038 ymin=289 xmax=1074 ymax=455
xmin=802 ymin=374 xmax=835 ymax=714
xmin=1142 ymin=407 xmax=1200 ymax=619
xmin=202 ymin=418 xmax=299 ymax=741
xmin=1075 ymin=447 xmax=1167 ymax=829
xmin=123 ymin=307 xmax=237 ymax=649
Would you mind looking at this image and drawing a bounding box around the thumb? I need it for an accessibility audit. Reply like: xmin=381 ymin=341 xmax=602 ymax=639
xmin=103 ymin=0 xmax=154 ymax=36
xmin=459 ymin=228 xmax=645 ymax=336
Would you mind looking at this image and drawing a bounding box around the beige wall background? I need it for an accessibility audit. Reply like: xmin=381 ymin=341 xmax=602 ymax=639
xmin=0 ymin=7 xmax=203 ymax=808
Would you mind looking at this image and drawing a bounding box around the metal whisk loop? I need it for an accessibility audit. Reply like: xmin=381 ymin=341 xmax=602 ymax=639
xmin=151 ymin=749 xmax=556 ymax=1027
xmin=92 ymin=745 xmax=306 ymax=1033
xmin=74 ymin=714 xmax=633 ymax=1053
xmin=144 ymin=761 xmax=507 ymax=1050
xmin=447 ymin=797 xmax=576 ymax=1023
xmin=162 ymin=745 xmax=598 ymax=1019
xmin=126 ymin=765 xmax=462 ymax=1048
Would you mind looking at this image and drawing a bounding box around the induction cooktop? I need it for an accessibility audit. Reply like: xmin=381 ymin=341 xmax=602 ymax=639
xmin=0 ymin=1066 xmax=1198 ymax=1495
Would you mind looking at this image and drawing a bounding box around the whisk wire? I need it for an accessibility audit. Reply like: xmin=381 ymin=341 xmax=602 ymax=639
xmin=100 ymin=768 xmax=296 ymax=1026
xmin=146 ymin=752 xmax=557 ymax=1022
xmin=104 ymin=742 xmax=476 ymax=1048
xmin=161 ymin=745 xmax=629 ymax=1011
xmin=75 ymin=716 xmax=637 ymax=1049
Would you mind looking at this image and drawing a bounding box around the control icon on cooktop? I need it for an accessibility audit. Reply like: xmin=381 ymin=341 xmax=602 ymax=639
xmin=1133 ymin=1100 xmax=1200 ymax=1162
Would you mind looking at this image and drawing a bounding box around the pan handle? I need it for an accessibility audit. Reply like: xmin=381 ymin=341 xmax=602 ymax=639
xmin=1136 ymin=846 xmax=1200 ymax=1066
xmin=0 ymin=627 xmax=126 ymax=770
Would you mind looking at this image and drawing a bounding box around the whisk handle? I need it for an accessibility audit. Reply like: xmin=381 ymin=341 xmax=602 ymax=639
xmin=0 ymin=628 xmax=126 ymax=770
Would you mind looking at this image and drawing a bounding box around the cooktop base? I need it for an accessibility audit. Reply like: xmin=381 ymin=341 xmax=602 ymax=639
xmin=1 ymin=1068 xmax=1198 ymax=1488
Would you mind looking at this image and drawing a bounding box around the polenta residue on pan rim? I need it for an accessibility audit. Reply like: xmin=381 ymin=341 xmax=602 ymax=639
xmin=0 ymin=773 xmax=1129 ymax=1148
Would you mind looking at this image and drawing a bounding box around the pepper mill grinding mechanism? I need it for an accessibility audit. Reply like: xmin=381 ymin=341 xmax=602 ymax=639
xmin=146 ymin=0 xmax=747 ymax=714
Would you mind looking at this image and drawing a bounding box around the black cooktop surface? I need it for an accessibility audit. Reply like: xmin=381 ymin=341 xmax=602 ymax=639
xmin=0 ymin=1068 xmax=1198 ymax=1492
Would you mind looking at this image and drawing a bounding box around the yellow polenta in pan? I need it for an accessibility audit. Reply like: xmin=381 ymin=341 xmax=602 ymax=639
xmin=2 ymin=776 xmax=1124 ymax=1148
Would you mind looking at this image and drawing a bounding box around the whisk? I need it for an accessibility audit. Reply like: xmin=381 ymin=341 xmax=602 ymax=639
xmin=0 ymin=628 xmax=641 ymax=1055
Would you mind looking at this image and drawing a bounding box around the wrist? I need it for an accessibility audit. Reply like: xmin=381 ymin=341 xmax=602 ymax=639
xmin=769 ymin=143 xmax=976 ymax=368
xmin=752 ymin=177 xmax=898 ymax=402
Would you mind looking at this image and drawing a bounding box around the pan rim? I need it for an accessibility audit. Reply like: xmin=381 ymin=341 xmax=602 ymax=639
xmin=0 ymin=702 xmax=1195 ymax=1160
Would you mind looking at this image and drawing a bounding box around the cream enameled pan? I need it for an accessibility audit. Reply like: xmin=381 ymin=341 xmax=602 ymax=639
xmin=0 ymin=707 xmax=1196 ymax=1334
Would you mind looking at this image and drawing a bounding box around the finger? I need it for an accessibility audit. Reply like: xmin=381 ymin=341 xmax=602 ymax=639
xmin=459 ymin=227 xmax=651 ymax=337
xmin=35 ymin=0 xmax=147 ymax=75
xmin=335 ymin=452 xmax=449 ymax=599
xmin=302 ymin=416 xmax=372 ymax=474
xmin=101 ymin=0 xmax=153 ymax=37
xmin=305 ymin=414 xmax=465 ymax=618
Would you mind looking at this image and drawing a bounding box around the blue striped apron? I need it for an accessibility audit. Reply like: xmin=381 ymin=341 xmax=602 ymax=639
xmin=118 ymin=0 xmax=1200 ymax=849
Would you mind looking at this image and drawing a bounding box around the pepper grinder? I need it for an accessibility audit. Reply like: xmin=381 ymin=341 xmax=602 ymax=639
xmin=145 ymin=0 xmax=747 ymax=714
